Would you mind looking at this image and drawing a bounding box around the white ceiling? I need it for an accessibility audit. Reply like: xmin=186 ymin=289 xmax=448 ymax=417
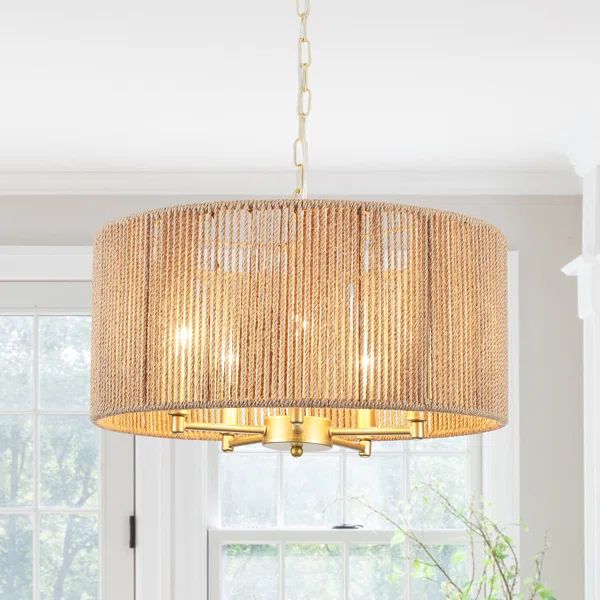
xmin=1 ymin=0 xmax=599 ymax=173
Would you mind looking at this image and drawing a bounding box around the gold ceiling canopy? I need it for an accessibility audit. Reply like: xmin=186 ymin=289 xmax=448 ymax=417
xmin=91 ymin=199 xmax=508 ymax=455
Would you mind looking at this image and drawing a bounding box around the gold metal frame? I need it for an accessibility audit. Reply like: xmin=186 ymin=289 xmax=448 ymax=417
xmin=170 ymin=409 xmax=426 ymax=457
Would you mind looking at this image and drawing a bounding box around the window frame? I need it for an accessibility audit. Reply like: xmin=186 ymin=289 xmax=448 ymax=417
xmin=209 ymin=529 xmax=472 ymax=600
xmin=0 ymin=276 xmax=135 ymax=600
xmin=207 ymin=434 xmax=482 ymax=600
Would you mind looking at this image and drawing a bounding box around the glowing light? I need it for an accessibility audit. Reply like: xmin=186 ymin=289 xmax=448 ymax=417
xmin=359 ymin=354 xmax=374 ymax=370
xmin=176 ymin=327 xmax=192 ymax=346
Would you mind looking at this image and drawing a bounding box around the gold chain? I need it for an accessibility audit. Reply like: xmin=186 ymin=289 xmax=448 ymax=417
xmin=293 ymin=0 xmax=312 ymax=199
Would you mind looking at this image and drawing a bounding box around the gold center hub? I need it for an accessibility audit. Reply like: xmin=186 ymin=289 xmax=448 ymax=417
xmin=262 ymin=415 xmax=333 ymax=455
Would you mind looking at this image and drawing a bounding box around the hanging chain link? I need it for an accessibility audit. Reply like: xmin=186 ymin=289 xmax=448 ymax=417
xmin=293 ymin=0 xmax=312 ymax=199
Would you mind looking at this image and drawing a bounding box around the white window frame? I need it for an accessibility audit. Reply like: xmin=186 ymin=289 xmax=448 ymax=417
xmin=0 ymin=257 xmax=135 ymax=600
xmin=207 ymin=433 xmax=482 ymax=600
xmin=28 ymin=246 xmax=516 ymax=600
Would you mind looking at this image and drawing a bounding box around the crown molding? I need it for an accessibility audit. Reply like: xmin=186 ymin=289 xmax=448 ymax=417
xmin=0 ymin=246 xmax=92 ymax=281
xmin=0 ymin=169 xmax=582 ymax=197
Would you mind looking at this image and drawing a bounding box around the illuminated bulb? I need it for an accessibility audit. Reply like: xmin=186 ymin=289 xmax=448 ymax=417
xmin=176 ymin=327 xmax=191 ymax=346
xmin=221 ymin=350 xmax=239 ymax=369
xmin=360 ymin=354 xmax=374 ymax=370
xmin=294 ymin=314 xmax=309 ymax=336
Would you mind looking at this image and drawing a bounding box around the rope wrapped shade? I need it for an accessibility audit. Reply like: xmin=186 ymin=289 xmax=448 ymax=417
xmin=91 ymin=200 xmax=508 ymax=440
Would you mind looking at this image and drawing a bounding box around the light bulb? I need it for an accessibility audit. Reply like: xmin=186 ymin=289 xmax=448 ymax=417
xmin=176 ymin=327 xmax=191 ymax=346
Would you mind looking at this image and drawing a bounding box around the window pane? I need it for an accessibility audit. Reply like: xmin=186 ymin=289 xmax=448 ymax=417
xmin=40 ymin=514 xmax=99 ymax=600
xmin=345 ymin=454 xmax=406 ymax=529
xmin=282 ymin=454 xmax=341 ymax=527
xmin=409 ymin=544 xmax=468 ymax=598
xmin=40 ymin=416 xmax=99 ymax=509
xmin=0 ymin=316 xmax=33 ymax=410
xmin=219 ymin=453 xmax=278 ymax=527
xmin=221 ymin=544 xmax=278 ymax=600
xmin=0 ymin=515 xmax=32 ymax=599
xmin=285 ymin=544 xmax=342 ymax=600
xmin=373 ymin=441 xmax=407 ymax=453
xmin=0 ymin=416 xmax=33 ymax=507
xmin=39 ymin=316 xmax=91 ymax=410
xmin=348 ymin=544 xmax=406 ymax=600
xmin=409 ymin=436 xmax=468 ymax=452
xmin=409 ymin=455 xmax=467 ymax=529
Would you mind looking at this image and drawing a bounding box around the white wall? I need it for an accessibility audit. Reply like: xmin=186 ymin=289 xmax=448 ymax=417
xmin=0 ymin=193 xmax=582 ymax=597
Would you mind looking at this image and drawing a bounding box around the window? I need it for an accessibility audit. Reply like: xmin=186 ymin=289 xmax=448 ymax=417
xmin=0 ymin=279 xmax=134 ymax=600
xmin=208 ymin=435 xmax=480 ymax=599
xmin=0 ymin=313 xmax=100 ymax=598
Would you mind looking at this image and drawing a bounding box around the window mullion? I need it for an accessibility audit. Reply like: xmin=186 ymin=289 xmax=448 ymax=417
xmin=278 ymin=452 xmax=283 ymax=527
xmin=405 ymin=447 xmax=411 ymax=600
xmin=341 ymin=449 xmax=346 ymax=524
xmin=278 ymin=451 xmax=284 ymax=600
xmin=280 ymin=541 xmax=285 ymax=600
xmin=404 ymin=447 xmax=410 ymax=523
xmin=32 ymin=312 xmax=40 ymax=600
xmin=342 ymin=540 xmax=349 ymax=600
xmin=405 ymin=540 xmax=410 ymax=600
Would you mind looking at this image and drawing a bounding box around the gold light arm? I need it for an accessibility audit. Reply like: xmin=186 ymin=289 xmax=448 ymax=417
xmin=330 ymin=412 xmax=426 ymax=440
xmin=170 ymin=413 xmax=266 ymax=436
xmin=221 ymin=434 xmax=264 ymax=452
xmin=184 ymin=422 xmax=266 ymax=435
xmin=331 ymin=436 xmax=372 ymax=457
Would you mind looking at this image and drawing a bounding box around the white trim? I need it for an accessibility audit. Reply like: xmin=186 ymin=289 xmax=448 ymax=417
xmin=135 ymin=437 xmax=173 ymax=600
xmin=172 ymin=441 xmax=209 ymax=600
xmin=135 ymin=438 xmax=209 ymax=600
xmin=208 ymin=528 xmax=468 ymax=545
xmin=102 ymin=431 xmax=135 ymax=600
xmin=0 ymin=169 xmax=582 ymax=197
xmin=562 ymin=165 xmax=600 ymax=600
xmin=0 ymin=246 xmax=93 ymax=281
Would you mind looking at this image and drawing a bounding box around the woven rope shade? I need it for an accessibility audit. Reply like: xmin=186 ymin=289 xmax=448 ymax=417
xmin=91 ymin=199 xmax=508 ymax=440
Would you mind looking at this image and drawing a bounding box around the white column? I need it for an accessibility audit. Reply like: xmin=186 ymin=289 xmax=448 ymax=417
xmin=563 ymin=165 xmax=600 ymax=600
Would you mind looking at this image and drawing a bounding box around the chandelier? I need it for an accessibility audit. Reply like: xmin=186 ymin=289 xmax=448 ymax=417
xmin=90 ymin=0 xmax=508 ymax=457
